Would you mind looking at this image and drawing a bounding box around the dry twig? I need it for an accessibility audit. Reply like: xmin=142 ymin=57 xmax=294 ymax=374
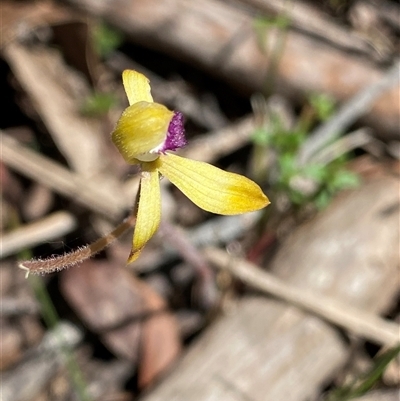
xmin=0 ymin=211 xmax=77 ymax=258
xmin=3 ymin=41 xmax=105 ymax=176
xmin=205 ymin=247 xmax=400 ymax=347
xmin=297 ymin=60 xmax=400 ymax=165
xmin=310 ymin=127 xmax=374 ymax=165
xmin=0 ymin=130 xmax=126 ymax=219
xmin=133 ymin=212 xmax=262 ymax=273
xmin=181 ymin=116 xmax=256 ymax=163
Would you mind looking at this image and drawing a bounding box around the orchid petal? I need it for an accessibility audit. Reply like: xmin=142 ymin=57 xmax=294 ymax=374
xmin=128 ymin=166 xmax=161 ymax=263
xmin=112 ymin=102 xmax=174 ymax=164
xmin=159 ymin=154 xmax=270 ymax=215
xmin=123 ymin=70 xmax=153 ymax=105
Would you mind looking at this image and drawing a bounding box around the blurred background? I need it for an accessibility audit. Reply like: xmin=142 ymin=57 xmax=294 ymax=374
xmin=1 ymin=1 xmax=399 ymax=400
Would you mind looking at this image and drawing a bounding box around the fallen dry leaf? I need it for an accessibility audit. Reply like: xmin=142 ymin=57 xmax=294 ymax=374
xmin=60 ymin=260 xmax=143 ymax=362
xmin=60 ymin=258 xmax=181 ymax=382
xmin=134 ymin=278 xmax=181 ymax=389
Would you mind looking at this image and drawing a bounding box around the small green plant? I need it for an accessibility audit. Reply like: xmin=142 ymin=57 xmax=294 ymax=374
xmin=309 ymin=93 xmax=337 ymax=122
xmin=253 ymin=14 xmax=291 ymax=50
xmin=251 ymin=93 xmax=359 ymax=210
xmin=253 ymin=14 xmax=291 ymax=95
xmin=80 ymin=92 xmax=117 ymax=117
xmin=92 ymin=22 xmax=123 ymax=58
xmin=325 ymin=344 xmax=400 ymax=401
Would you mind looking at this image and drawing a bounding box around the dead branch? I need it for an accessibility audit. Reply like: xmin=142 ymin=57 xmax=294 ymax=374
xmin=298 ymin=60 xmax=400 ymax=165
xmin=0 ymin=130 xmax=126 ymax=220
xmin=205 ymin=247 xmax=400 ymax=347
xmin=0 ymin=211 xmax=77 ymax=258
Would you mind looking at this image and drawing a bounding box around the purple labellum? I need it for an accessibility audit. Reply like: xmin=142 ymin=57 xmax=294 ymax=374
xmin=162 ymin=111 xmax=187 ymax=152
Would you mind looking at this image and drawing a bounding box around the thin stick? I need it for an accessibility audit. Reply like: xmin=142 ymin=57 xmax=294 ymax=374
xmin=0 ymin=130 xmax=126 ymax=219
xmin=159 ymin=222 xmax=218 ymax=309
xmin=297 ymin=60 xmax=400 ymax=166
xmin=310 ymin=127 xmax=373 ymax=165
xmin=3 ymin=41 xmax=104 ymax=176
xmin=134 ymin=212 xmax=262 ymax=273
xmin=181 ymin=117 xmax=256 ymax=163
xmin=1 ymin=211 xmax=77 ymax=259
xmin=18 ymin=214 xmax=136 ymax=277
xmin=205 ymin=247 xmax=400 ymax=347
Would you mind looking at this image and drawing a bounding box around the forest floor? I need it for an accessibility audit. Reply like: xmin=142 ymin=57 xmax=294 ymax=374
xmin=1 ymin=1 xmax=400 ymax=400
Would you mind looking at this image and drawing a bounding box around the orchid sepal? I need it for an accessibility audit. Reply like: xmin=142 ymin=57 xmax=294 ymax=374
xmin=128 ymin=162 xmax=161 ymax=263
xmin=158 ymin=153 xmax=270 ymax=215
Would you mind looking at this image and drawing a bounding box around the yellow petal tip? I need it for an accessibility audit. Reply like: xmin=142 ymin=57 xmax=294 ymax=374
xmin=128 ymin=168 xmax=161 ymax=264
xmin=127 ymin=249 xmax=142 ymax=264
xmin=122 ymin=70 xmax=153 ymax=105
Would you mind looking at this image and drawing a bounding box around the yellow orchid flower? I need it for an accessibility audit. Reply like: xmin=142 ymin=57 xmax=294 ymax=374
xmin=112 ymin=70 xmax=270 ymax=263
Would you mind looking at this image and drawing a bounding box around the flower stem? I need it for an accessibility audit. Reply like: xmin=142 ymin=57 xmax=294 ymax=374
xmin=19 ymin=214 xmax=136 ymax=276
